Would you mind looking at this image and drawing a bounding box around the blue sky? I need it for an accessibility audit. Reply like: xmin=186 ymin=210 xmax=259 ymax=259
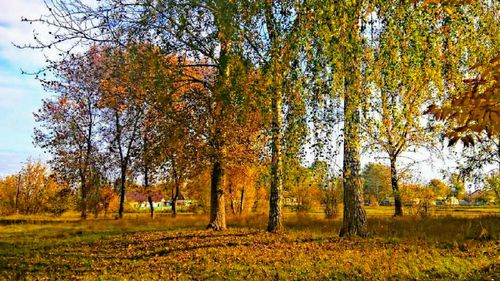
xmin=0 ymin=0 xmax=49 ymax=176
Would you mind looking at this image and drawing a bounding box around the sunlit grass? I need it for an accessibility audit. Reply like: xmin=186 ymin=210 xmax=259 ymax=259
xmin=0 ymin=210 xmax=499 ymax=280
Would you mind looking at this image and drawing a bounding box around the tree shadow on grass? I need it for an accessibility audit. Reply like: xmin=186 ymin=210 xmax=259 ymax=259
xmin=153 ymin=229 xmax=262 ymax=242
xmin=130 ymin=231 xmax=347 ymax=260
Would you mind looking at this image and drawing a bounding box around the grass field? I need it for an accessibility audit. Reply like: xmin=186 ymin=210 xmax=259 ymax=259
xmin=1 ymin=207 xmax=499 ymax=280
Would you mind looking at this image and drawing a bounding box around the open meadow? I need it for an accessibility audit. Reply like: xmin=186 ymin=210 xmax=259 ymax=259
xmin=0 ymin=1 xmax=499 ymax=280
xmin=1 ymin=207 xmax=499 ymax=280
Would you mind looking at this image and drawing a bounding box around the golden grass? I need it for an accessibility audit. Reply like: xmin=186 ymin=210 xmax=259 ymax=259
xmin=0 ymin=211 xmax=499 ymax=280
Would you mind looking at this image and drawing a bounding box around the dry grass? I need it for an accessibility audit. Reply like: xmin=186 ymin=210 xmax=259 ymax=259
xmin=0 ymin=211 xmax=499 ymax=280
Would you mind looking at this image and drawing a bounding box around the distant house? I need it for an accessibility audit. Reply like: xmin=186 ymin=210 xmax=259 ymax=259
xmin=128 ymin=190 xmax=163 ymax=203
xmin=151 ymin=199 xmax=168 ymax=209
xmin=128 ymin=190 xmax=197 ymax=211
xmin=128 ymin=190 xmax=167 ymax=210
xmin=468 ymin=189 xmax=496 ymax=205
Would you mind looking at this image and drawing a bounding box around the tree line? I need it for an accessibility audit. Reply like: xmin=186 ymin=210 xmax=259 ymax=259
xmin=10 ymin=0 xmax=499 ymax=236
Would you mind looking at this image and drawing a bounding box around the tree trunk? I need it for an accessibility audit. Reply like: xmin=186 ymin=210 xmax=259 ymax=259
xmin=325 ymin=196 xmax=337 ymax=219
xmin=338 ymin=3 xmax=367 ymax=237
xmin=268 ymin=88 xmax=284 ymax=232
xmin=264 ymin=0 xmax=284 ymax=233
xmin=172 ymin=198 xmax=177 ymax=217
xmin=339 ymin=59 xmax=367 ymax=237
xmin=144 ymin=164 xmax=154 ymax=219
xmin=207 ymin=161 xmax=226 ymax=230
xmin=15 ymin=174 xmax=21 ymax=215
xmin=390 ymin=156 xmax=403 ymax=216
xmin=207 ymin=32 xmax=228 ymax=231
xmin=239 ymin=188 xmax=245 ymax=215
xmin=172 ymin=182 xmax=179 ymax=217
xmin=339 ymin=97 xmax=367 ymax=237
xmin=229 ymin=184 xmax=236 ymax=215
xmin=148 ymin=196 xmax=154 ymax=219
xmin=80 ymin=176 xmax=87 ymax=219
xmin=103 ymin=196 xmax=109 ymax=218
xmin=118 ymin=166 xmax=126 ymax=219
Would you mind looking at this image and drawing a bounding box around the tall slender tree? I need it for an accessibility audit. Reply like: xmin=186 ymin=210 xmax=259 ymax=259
xmin=34 ymin=49 xmax=104 ymax=219
xmin=362 ymin=2 xmax=440 ymax=216
xmin=311 ymin=0 xmax=367 ymax=236
xmin=99 ymin=46 xmax=149 ymax=219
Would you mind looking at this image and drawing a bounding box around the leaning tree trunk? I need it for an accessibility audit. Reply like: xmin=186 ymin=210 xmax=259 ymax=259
xmin=207 ymin=160 xmax=226 ymax=230
xmin=268 ymin=89 xmax=284 ymax=233
xmin=390 ymin=155 xmax=403 ymax=216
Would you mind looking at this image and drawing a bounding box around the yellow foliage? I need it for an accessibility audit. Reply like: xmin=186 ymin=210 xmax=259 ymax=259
xmin=0 ymin=160 xmax=71 ymax=215
xmin=427 ymin=55 xmax=499 ymax=145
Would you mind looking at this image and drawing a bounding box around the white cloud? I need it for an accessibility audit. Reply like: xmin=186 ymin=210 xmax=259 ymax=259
xmin=0 ymin=0 xmax=51 ymax=175
xmin=0 ymin=0 xmax=53 ymax=70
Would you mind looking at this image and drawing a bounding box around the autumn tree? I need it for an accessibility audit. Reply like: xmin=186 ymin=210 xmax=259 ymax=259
xmin=399 ymin=183 xmax=433 ymax=216
xmin=448 ymin=173 xmax=466 ymax=200
xmin=162 ymin=120 xmax=203 ymax=217
xmin=136 ymin=111 xmax=160 ymax=219
xmin=284 ymin=165 xmax=316 ymax=212
xmin=135 ymin=71 xmax=163 ymax=219
xmin=98 ymin=185 xmax=117 ymax=218
xmin=361 ymin=163 xmax=391 ymax=205
xmin=0 ymin=175 xmax=18 ymax=215
xmin=426 ymin=0 xmax=499 ymax=146
xmin=99 ymin=46 xmax=153 ymax=219
xmin=424 ymin=1 xmax=499 ymax=181
xmin=361 ymin=1 xmax=499 ymax=215
xmin=138 ymin=1 xmax=265 ymax=230
xmin=361 ymin=1 xmax=458 ymax=217
xmin=0 ymin=161 xmax=71 ymax=215
xmin=310 ymin=0 xmax=368 ymax=236
xmin=427 ymin=179 xmax=451 ymax=200
xmin=322 ymin=178 xmax=342 ymax=219
xmin=236 ymin=0 xmax=310 ymax=232
xmin=124 ymin=45 xmax=197 ymax=219
xmin=485 ymin=172 xmax=500 ymax=204
xmin=34 ymin=49 xmax=104 ymax=219
xmin=96 ymin=44 xmax=199 ymax=219
xmin=225 ymin=165 xmax=262 ymax=216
